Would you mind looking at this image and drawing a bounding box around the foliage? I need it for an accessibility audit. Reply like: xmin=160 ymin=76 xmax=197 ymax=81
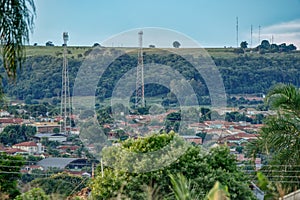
xmin=172 ymin=41 xmax=181 ymax=48
xmin=0 ymin=0 xmax=36 ymax=79
xmin=240 ymin=41 xmax=248 ymax=49
xmin=0 ymin=124 xmax=36 ymax=146
xmin=2 ymin=48 xmax=300 ymax=103
xmin=30 ymin=172 xmax=89 ymax=198
xmin=169 ymin=173 xmax=199 ymax=200
xmin=205 ymin=181 xmax=230 ymax=200
xmin=0 ymin=153 xmax=24 ymax=198
xmin=14 ymin=188 xmax=50 ymax=200
xmin=91 ymin=133 xmax=255 ymax=199
xmin=249 ymin=84 xmax=300 ymax=192
xmin=256 ymin=40 xmax=296 ymax=53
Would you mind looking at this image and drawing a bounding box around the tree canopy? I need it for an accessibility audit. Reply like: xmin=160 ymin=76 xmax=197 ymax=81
xmin=91 ymin=132 xmax=255 ymax=199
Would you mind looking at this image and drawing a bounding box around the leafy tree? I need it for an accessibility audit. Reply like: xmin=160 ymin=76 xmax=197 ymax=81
xmin=53 ymin=127 xmax=60 ymax=134
xmin=30 ymin=172 xmax=88 ymax=198
xmin=93 ymin=43 xmax=101 ymax=47
xmin=240 ymin=41 xmax=248 ymax=49
xmin=173 ymin=41 xmax=181 ymax=48
xmin=0 ymin=0 xmax=36 ymax=79
xmin=260 ymin=40 xmax=270 ymax=49
xmin=15 ymin=188 xmax=50 ymax=200
xmin=0 ymin=125 xmax=36 ymax=146
xmin=45 ymin=41 xmax=54 ymax=46
xmin=91 ymin=132 xmax=255 ymax=199
xmin=0 ymin=153 xmax=24 ymax=199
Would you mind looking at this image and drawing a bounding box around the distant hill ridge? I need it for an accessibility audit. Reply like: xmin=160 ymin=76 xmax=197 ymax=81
xmin=2 ymin=46 xmax=300 ymax=104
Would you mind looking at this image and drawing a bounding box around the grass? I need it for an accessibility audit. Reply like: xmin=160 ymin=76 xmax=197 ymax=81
xmin=24 ymin=45 xmax=300 ymax=60
xmin=25 ymin=45 xmax=91 ymax=57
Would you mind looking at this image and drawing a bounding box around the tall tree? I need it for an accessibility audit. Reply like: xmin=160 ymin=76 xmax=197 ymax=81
xmin=0 ymin=0 xmax=36 ymax=79
xmin=250 ymin=83 xmax=300 ymax=192
xmin=240 ymin=41 xmax=248 ymax=49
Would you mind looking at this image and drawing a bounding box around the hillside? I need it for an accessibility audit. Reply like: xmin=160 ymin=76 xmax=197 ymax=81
xmin=2 ymin=46 xmax=300 ymax=104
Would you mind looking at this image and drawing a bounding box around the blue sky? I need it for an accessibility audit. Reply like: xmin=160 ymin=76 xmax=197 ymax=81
xmin=31 ymin=0 xmax=300 ymax=48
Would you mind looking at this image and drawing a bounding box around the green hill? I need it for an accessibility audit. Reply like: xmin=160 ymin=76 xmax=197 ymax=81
xmin=2 ymin=46 xmax=300 ymax=105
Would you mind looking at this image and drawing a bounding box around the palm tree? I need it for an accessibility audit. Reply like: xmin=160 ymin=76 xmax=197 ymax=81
xmin=263 ymin=83 xmax=300 ymax=163
xmin=169 ymin=173 xmax=199 ymax=200
xmin=169 ymin=173 xmax=230 ymax=200
xmin=0 ymin=0 xmax=36 ymax=79
xmin=205 ymin=181 xmax=230 ymax=200
xmin=265 ymin=83 xmax=300 ymax=116
xmin=255 ymin=83 xmax=300 ymax=192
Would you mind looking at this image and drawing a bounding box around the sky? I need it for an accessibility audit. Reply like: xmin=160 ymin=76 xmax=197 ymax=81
xmin=30 ymin=0 xmax=300 ymax=48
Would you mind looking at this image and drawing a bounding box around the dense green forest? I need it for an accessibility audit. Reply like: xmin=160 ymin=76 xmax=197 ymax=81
xmin=2 ymin=46 xmax=300 ymax=105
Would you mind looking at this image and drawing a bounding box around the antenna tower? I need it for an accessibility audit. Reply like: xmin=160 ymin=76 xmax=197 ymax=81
xmin=250 ymin=25 xmax=253 ymax=48
xmin=236 ymin=17 xmax=239 ymax=47
xmin=60 ymin=32 xmax=71 ymax=134
xmin=258 ymin=25 xmax=261 ymax=44
xmin=135 ymin=31 xmax=145 ymax=108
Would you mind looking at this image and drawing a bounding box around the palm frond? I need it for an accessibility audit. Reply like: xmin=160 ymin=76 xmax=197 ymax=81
xmin=169 ymin=173 xmax=199 ymax=200
xmin=266 ymin=84 xmax=300 ymax=117
xmin=205 ymin=181 xmax=230 ymax=200
xmin=0 ymin=0 xmax=36 ymax=79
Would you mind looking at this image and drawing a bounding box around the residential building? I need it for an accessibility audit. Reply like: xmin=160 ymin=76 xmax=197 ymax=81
xmin=12 ymin=141 xmax=44 ymax=154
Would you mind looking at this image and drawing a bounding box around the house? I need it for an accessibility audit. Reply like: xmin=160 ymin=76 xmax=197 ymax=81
xmin=4 ymin=148 xmax=28 ymax=155
xmin=32 ymin=122 xmax=60 ymax=133
xmin=12 ymin=141 xmax=44 ymax=154
xmin=34 ymin=133 xmax=67 ymax=142
xmin=0 ymin=118 xmax=23 ymax=127
xmin=22 ymin=165 xmax=44 ymax=173
xmin=37 ymin=157 xmax=90 ymax=171
xmin=57 ymin=145 xmax=79 ymax=153
xmin=181 ymin=135 xmax=202 ymax=145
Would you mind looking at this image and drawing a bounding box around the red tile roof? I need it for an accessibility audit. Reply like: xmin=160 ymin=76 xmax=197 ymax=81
xmin=5 ymin=148 xmax=27 ymax=154
xmin=14 ymin=141 xmax=37 ymax=147
xmin=0 ymin=118 xmax=23 ymax=124
xmin=58 ymin=145 xmax=79 ymax=151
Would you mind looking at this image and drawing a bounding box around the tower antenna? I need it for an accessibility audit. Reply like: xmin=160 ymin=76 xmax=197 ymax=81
xmin=258 ymin=25 xmax=261 ymax=44
xmin=236 ymin=17 xmax=239 ymax=48
xmin=250 ymin=24 xmax=253 ymax=48
xmin=135 ymin=31 xmax=145 ymax=108
xmin=60 ymin=32 xmax=71 ymax=134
